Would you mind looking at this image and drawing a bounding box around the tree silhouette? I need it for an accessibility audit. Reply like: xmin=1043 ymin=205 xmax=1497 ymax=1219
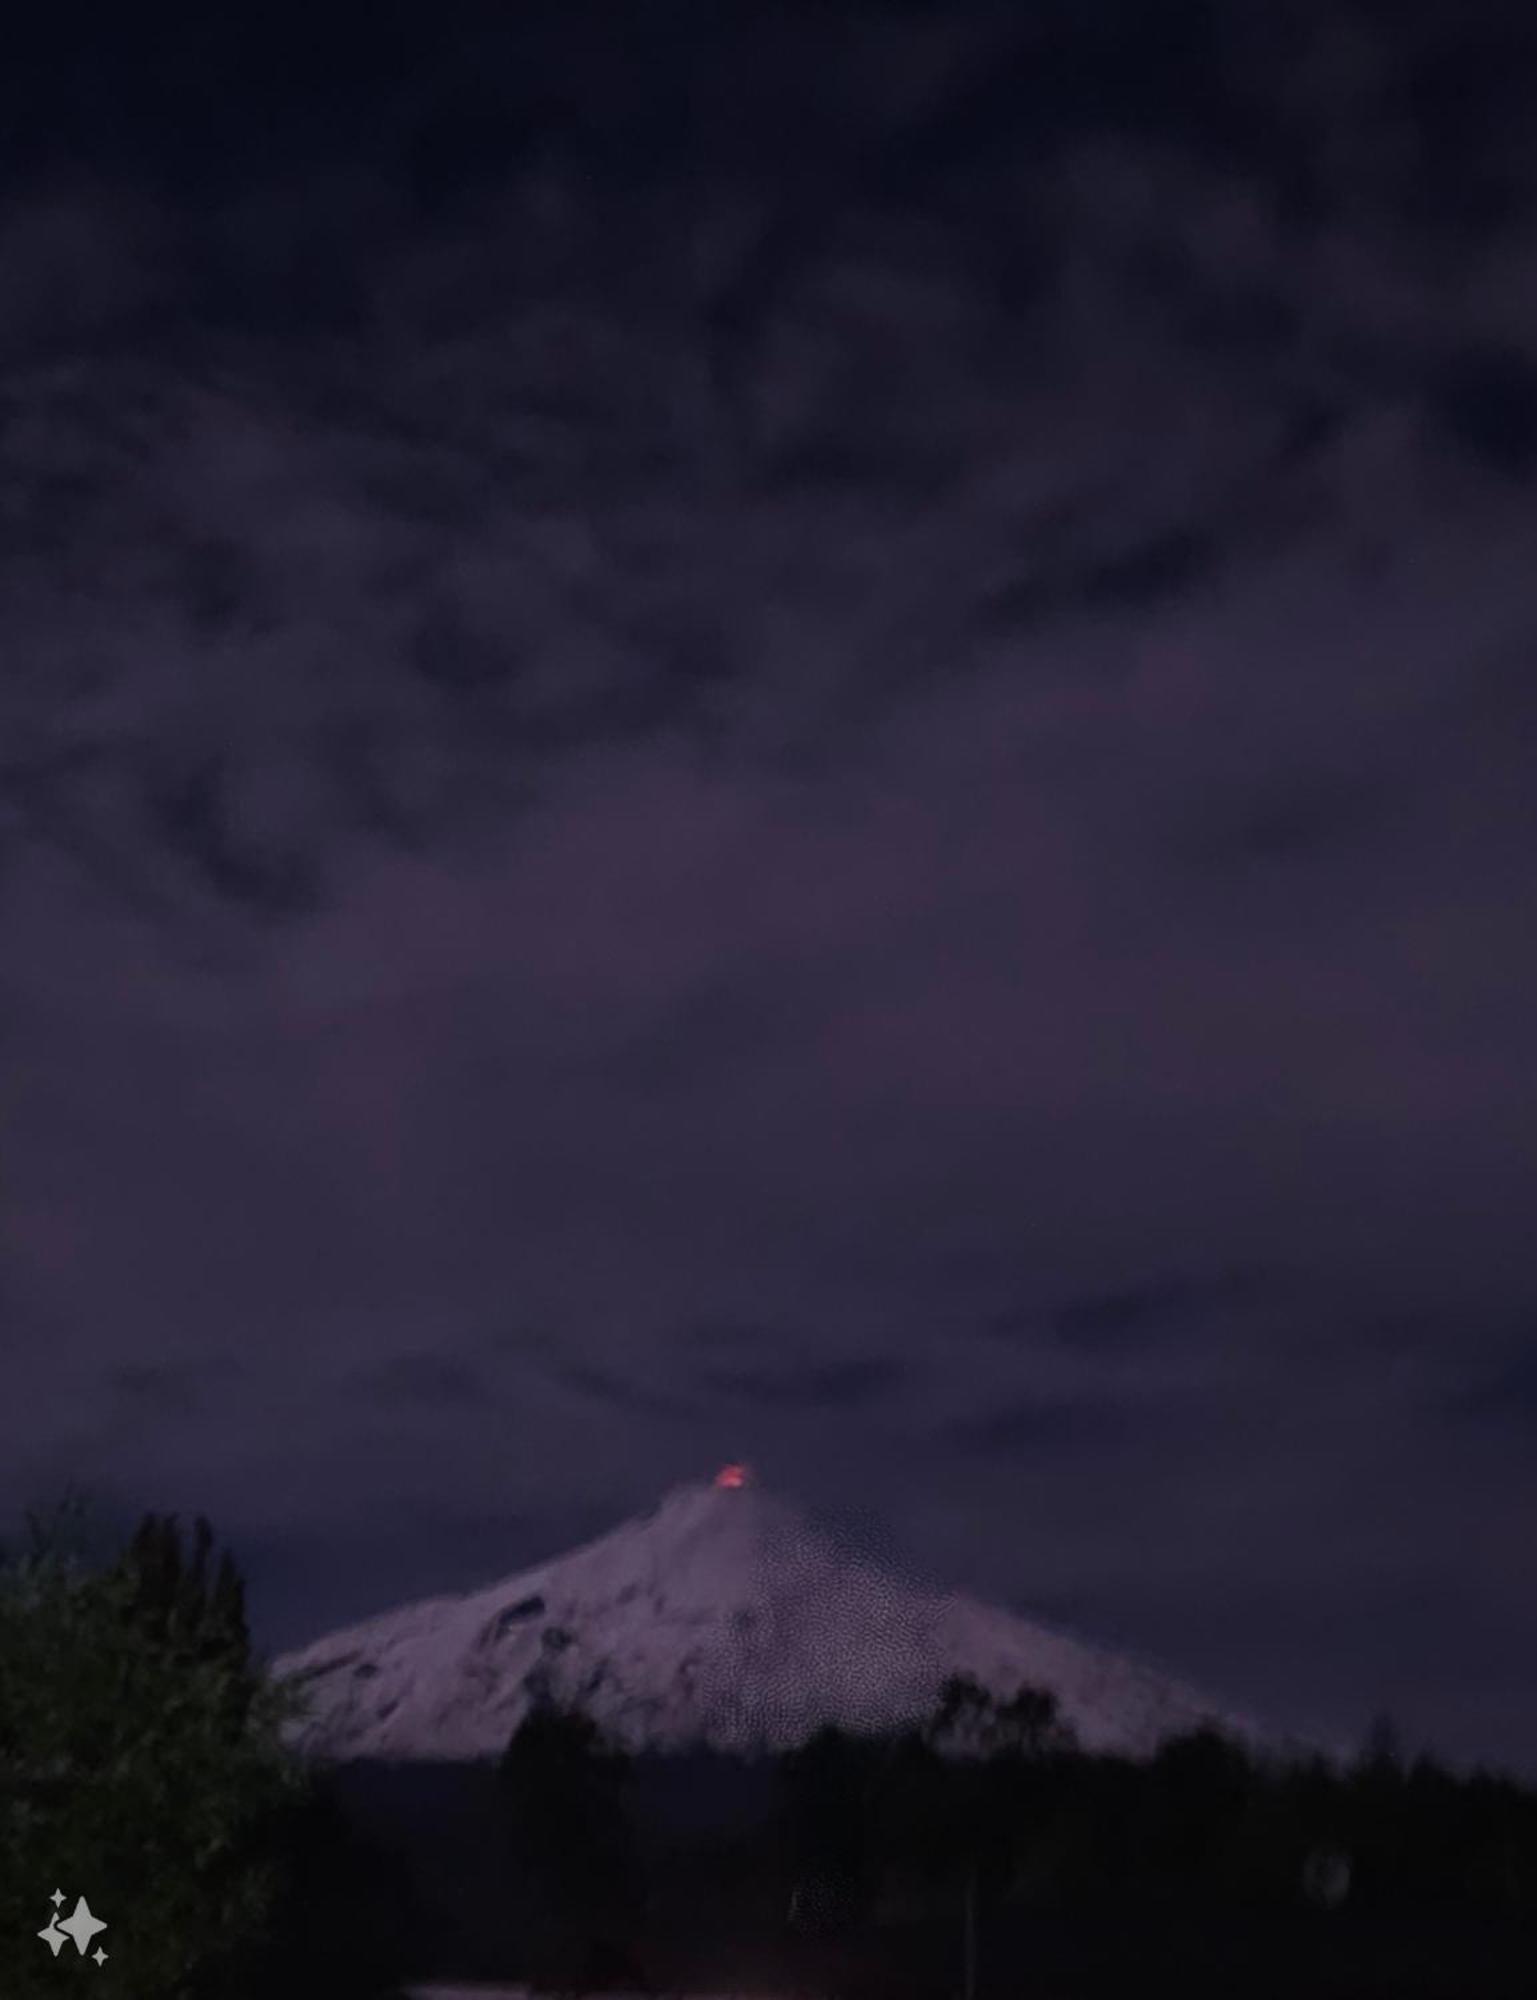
xmin=0 ymin=1503 xmax=310 ymax=2000
xmin=780 ymin=1725 xmax=884 ymax=1937
xmin=498 ymin=1695 xmax=646 ymax=1991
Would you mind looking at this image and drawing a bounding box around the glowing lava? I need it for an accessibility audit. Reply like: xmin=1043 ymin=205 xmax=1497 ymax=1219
xmin=714 ymin=1463 xmax=749 ymax=1489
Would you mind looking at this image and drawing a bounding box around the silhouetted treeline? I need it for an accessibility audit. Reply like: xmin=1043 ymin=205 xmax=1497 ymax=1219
xmin=768 ymin=1681 xmax=1537 ymax=1926
xmin=384 ymin=1674 xmax=1537 ymax=1996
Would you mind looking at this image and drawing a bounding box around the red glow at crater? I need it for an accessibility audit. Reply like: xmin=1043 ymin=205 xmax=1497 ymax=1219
xmin=714 ymin=1463 xmax=749 ymax=1489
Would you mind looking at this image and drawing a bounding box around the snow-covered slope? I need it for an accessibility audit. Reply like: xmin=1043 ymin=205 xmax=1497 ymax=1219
xmin=272 ymin=1475 xmax=1244 ymax=1762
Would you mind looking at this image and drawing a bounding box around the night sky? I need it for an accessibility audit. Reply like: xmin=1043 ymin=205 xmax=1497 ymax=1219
xmin=5 ymin=0 xmax=1537 ymax=1771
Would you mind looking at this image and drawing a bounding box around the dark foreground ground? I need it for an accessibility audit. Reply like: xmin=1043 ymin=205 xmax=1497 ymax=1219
xmin=324 ymin=1759 xmax=1537 ymax=1998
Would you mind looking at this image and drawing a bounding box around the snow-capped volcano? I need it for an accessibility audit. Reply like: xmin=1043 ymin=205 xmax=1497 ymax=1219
xmin=272 ymin=1474 xmax=1244 ymax=1762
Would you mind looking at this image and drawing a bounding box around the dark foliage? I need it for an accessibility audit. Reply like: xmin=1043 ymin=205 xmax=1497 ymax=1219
xmin=246 ymin=1775 xmax=417 ymax=1999
xmin=0 ymin=1507 xmax=295 ymax=1999
xmin=497 ymin=1694 xmax=648 ymax=1991
xmin=329 ymin=1673 xmax=1537 ymax=1995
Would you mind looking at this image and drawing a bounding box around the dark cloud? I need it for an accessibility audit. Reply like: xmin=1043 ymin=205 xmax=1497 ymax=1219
xmin=144 ymin=753 xmax=322 ymax=918
xmin=1441 ymin=1340 xmax=1537 ymax=1426
xmin=696 ymin=1354 xmax=906 ymax=1413
xmin=594 ymin=975 xmax=806 ymax=1093
xmin=978 ymin=1268 xmax=1280 ymax=1352
xmin=546 ymin=1360 xmax=699 ymax=1422
xmin=359 ymin=1352 xmax=486 ymax=1409
xmin=953 ymin=1396 xmax=1135 ymax=1459
xmin=1045 ymin=1273 xmax=1262 ymax=1348
xmin=1181 ymin=773 xmax=1391 ymax=870
xmin=106 ymin=1358 xmax=239 ymax=1418
xmin=1422 ymin=340 xmax=1537 ymax=480
xmin=1075 ymin=527 xmax=1219 ymax=612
